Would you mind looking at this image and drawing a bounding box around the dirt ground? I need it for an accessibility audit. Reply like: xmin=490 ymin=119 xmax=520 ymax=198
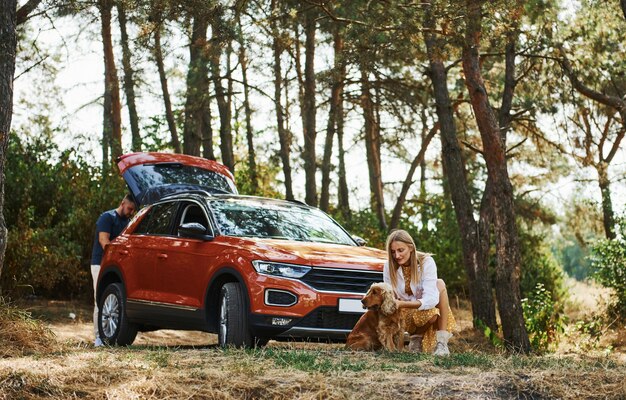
xmin=1 ymin=280 xmax=625 ymax=399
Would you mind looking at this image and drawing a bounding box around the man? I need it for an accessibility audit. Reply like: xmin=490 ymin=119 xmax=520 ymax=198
xmin=90 ymin=194 xmax=136 ymax=347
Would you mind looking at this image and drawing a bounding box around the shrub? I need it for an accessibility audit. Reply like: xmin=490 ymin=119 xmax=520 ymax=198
xmin=519 ymin=228 xmax=567 ymax=305
xmin=2 ymin=136 xmax=126 ymax=299
xmin=589 ymin=218 xmax=626 ymax=320
xmin=521 ymin=283 xmax=567 ymax=352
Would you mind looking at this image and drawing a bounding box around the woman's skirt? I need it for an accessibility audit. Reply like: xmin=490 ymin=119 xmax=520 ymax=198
xmin=401 ymin=305 xmax=456 ymax=352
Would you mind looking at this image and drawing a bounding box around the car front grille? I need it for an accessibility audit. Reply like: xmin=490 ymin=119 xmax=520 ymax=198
xmin=296 ymin=307 xmax=363 ymax=330
xmin=300 ymin=267 xmax=383 ymax=293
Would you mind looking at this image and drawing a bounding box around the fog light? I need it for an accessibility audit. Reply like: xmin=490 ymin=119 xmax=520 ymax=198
xmin=271 ymin=317 xmax=292 ymax=326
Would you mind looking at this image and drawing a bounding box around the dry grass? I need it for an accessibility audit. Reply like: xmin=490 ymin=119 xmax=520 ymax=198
xmin=1 ymin=281 xmax=625 ymax=399
xmin=0 ymin=345 xmax=624 ymax=399
xmin=0 ymin=297 xmax=57 ymax=358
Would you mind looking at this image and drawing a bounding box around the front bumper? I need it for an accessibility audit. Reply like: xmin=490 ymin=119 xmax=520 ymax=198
xmin=248 ymin=306 xmax=362 ymax=341
xmin=246 ymin=266 xmax=382 ymax=340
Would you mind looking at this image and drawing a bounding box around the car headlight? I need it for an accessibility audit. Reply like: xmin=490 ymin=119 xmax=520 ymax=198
xmin=252 ymin=261 xmax=311 ymax=279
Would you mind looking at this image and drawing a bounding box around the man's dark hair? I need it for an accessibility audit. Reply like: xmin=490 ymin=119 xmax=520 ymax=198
xmin=123 ymin=193 xmax=136 ymax=206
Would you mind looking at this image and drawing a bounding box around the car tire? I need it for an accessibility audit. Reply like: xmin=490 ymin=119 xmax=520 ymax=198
xmin=218 ymin=282 xmax=252 ymax=347
xmin=98 ymin=282 xmax=138 ymax=346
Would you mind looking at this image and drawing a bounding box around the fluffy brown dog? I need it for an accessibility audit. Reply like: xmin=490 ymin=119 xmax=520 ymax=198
xmin=346 ymin=282 xmax=404 ymax=351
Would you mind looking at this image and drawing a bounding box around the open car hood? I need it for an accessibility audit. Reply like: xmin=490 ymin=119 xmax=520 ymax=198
xmin=117 ymin=152 xmax=237 ymax=207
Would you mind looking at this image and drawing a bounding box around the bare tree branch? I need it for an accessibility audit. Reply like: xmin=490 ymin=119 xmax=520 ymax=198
xmin=16 ymin=0 xmax=43 ymax=25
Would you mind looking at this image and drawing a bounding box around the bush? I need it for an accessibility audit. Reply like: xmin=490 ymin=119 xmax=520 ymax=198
xmin=2 ymin=136 xmax=126 ymax=299
xmin=521 ymin=283 xmax=567 ymax=352
xmin=589 ymin=218 xmax=626 ymax=320
xmin=519 ymin=228 xmax=567 ymax=305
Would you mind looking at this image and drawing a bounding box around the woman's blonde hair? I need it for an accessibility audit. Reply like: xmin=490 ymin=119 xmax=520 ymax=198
xmin=386 ymin=230 xmax=430 ymax=295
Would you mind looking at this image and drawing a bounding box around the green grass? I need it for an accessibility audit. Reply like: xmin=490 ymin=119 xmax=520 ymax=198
xmin=216 ymin=346 xmax=624 ymax=376
xmin=144 ymin=348 xmax=171 ymax=368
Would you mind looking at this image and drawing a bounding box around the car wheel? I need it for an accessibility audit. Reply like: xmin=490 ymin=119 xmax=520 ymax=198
xmin=98 ymin=283 xmax=138 ymax=346
xmin=218 ymin=282 xmax=252 ymax=347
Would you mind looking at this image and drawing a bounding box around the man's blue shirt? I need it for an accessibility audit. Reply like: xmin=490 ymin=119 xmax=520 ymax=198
xmin=90 ymin=209 xmax=130 ymax=265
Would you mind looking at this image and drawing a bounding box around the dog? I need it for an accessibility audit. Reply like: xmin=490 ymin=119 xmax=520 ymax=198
xmin=346 ymin=282 xmax=404 ymax=351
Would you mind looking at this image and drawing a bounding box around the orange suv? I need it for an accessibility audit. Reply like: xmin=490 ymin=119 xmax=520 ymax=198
xmin=97 ymin=153 xmax=385 ymax=346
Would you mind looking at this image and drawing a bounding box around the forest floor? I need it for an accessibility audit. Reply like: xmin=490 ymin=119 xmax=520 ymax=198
xmin=1 ymin=279 xmax=625 ymax=399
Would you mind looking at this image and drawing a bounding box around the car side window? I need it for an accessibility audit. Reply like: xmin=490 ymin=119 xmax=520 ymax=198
xmin=132 ymin=207 xmax=153 ymax=234
xmin=178 ymin=202 xmax=210 ymax=232
xmin=146 ymin=202 xmax=178 ymax=235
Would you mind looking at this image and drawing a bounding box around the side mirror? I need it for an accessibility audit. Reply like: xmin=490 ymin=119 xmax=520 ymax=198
xmin=353 ymin=235 xmax=367 ymax=246
xmin=178 ymin=222 xmax=214 ymax=241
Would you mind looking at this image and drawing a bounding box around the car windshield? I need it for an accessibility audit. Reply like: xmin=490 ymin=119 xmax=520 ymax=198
xmin=209 ymin=198 xmax=355 ymax=245
xmin=128 ymin=164 xmax=235 ymax=194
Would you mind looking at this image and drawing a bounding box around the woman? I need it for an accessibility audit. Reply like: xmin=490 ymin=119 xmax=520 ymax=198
xmin=383 ymin=229 xmax=456 ymax=355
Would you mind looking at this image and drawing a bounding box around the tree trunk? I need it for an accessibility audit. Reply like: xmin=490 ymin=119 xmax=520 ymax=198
xmin=320 ymin=27 xmax=344 ymax=212
xmin=319 ymin=99 xmax=335 ymax=212
xmin=99 ymin=0 xmax=122 ymax=163
xmin=335 ymin=39 xmax=350 ymax=219
xmin=597 ymin=162 xmax=616 ymax=239
xmin=201 ymin=86 xmax=214 ymax=161
xmin=211 ymin=59 xmax=234 ymax=171
xmin=0 ymin=0 xmax=18 ymax=285
xmin=419 ymin=115 xmax=428 ymax=232
xmin=117 ymin=1 xmax=141 ymax=152
xmin=102 ymin=80 xmax=111 ymax=171
xmin=210 ymin=13 xmax=234 ymax=173
xmin=182 ymin=14 xmax=211 ymax=157
xmin=302 ymin=9 xmax=318 ymax=206
xmin=360 ymin=67 xmax=386 ymax=230
xmin=238 ymin=21 xmax=258 ymax=193
xmin=271 ymin=0 xmax=294 ymax=200
xmin=463 ymin=0 xmax=530 ymax=353
xmin=424 ymin=4 xmax=497 ymax=332
xmin=153 ymin=22 xmax=182 ymax=154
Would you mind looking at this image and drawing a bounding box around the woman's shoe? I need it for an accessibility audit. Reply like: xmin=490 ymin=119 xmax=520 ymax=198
xmin=408 ymin=334 xmax=423 ymax=352
xmin=433 ymin=330 xmax=452 ymax=356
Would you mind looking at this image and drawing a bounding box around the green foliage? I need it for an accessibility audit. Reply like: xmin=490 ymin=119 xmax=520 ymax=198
xmin=475 ymin=318 xmax=504 ymax=349
xmin=589 ymin=218 xmax=626 ymax=320
xmin=406 ymin=194 xmax=465 ymax=294
xmin=554 ymin=195 xmax=604 ymax=281
xmin=332 ymin=193 xmax=466 ymax=294
xmin=521 ymin=283 xmax=567 ymax=352
xmin=233 ymin=160 xmax=282 ymax=198
xmin=574 ymin=316 xmax=603 ymax=339
xmin=519 ymin=228 xmax=567 ymax=305
xmin=2 ymin=136 xmax=127 ymax=298
xmin=559 ymin=240 xmax=592 ymax=280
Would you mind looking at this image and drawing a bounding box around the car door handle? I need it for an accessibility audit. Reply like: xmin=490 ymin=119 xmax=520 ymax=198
xmin=157 ymin=253 xmax=168 ymax=260
xmin=119 ymin=250 xmax=129 ymax=255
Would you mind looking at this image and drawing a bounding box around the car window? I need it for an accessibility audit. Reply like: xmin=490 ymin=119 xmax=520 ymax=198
xmin=208 ymin=199 xmax=355 ymax=245
xmin=179 ymin=203 xmax=210 ymax=230
xmin=128 ymin=164 xmax=235 ymax=194
xmin=132 ymin=207 xmax=153 ymax=234
xmin=145 ymin=202 xmax=178 ymax=235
